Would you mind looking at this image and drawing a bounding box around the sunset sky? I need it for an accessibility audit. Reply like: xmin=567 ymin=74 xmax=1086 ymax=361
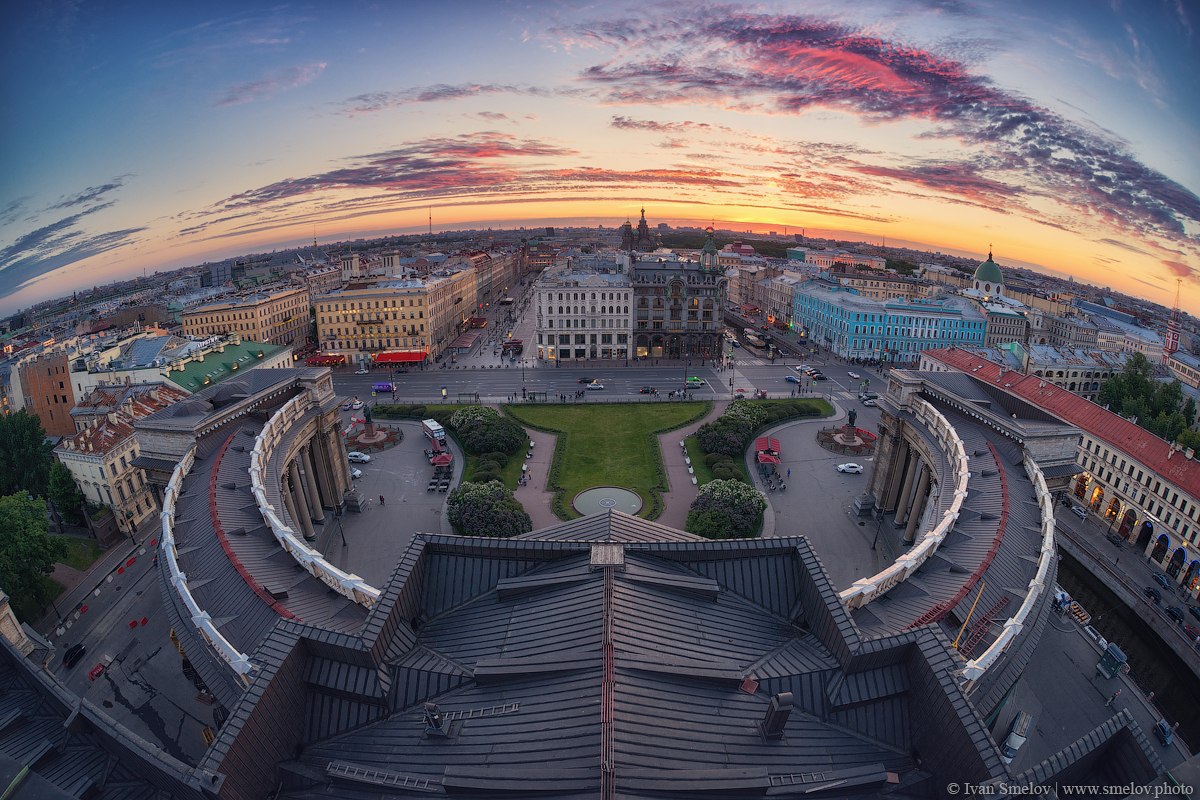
xmin=2 ymin=0 xmax=1198 ymax=316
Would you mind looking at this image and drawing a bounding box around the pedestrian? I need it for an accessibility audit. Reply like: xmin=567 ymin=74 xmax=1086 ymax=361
xmin=1105 ymin=690 xmax=1121 ymax=707
xmin=787 ymin=467 xmax=791 ymax=478
xmin=379 ymin=495 xmax=386 ymax=506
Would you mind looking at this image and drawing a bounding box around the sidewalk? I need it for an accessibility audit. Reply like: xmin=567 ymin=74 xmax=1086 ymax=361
xmin=36 ymin=523 xmax=157 ymax=636
xmin=511 ymin=426 xmax=561 ymax=530
xmin=655 ymin=401 xmax=729 ymax=530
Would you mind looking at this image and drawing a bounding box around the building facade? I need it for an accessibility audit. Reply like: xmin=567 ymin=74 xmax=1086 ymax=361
xmin=16 ymin=349 xmax=76 ymax=437
xmin=314 ymin=269 xmax=475 ymax=364
xmin=792 ymin=279 xmax=986 ymax=364
xmin=631 ymin=230 xmax=728 ymax=360
xmin=534 ymin=266 xmax=632 ymax=363
xmin=181 ymin=285 xmax=312 ymax=348
xmin=55 ymin=383 xmax=189 ymax=542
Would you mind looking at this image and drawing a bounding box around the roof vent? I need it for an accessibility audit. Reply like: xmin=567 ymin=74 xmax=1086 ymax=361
xmin=423 ymin=703 xmax=449 ymax=738
xmin=760 ymin=692 xmax=792 ymax=740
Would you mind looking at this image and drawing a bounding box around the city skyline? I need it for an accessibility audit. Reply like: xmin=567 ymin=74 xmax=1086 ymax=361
xmin=2 ymin=0 xmax=1198 ymax=316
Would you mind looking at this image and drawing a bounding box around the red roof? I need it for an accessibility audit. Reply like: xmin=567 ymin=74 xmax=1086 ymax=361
xmin=755 ymin=437 xmax=780 ymax=453
xmin=375 ymin=351 xmax=427 ymax=364
xmin=927 ymin=347 xmax=1200 ymax=499
xmin=757 ymin=453 xmax=780 ymax=464
xmin=431 ymin=453 xmax=453 ymax=466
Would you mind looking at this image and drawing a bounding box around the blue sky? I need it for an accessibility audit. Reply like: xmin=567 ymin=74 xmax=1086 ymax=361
xmin=1 ymin=0 xmax=1197 ymax=315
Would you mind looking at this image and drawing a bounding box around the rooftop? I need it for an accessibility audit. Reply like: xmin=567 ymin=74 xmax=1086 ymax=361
xmin=165 ymin=339 xmax=285 ymax=393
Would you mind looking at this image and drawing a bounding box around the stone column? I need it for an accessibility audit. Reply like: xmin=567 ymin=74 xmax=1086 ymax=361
xmin=301 ymin=444 xmax=327 ymax=520
xmin=903 ymin=465 xmax=931 ymax=546
xmin=288 ymin=461 xmax=318 ymax=541
xmin=893 ymin=453 xmax=922 ymax=525
xmin=311 ymin=436 xmax=335 ymax=508
xmin=883 ymin=440 xmax=910 ymax=511
xmin=281 ymin=476 xmax=303 ymax=537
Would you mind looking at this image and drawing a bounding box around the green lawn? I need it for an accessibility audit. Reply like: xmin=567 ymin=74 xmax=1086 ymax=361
xmin=504 ymin=402 xmax=710 ymax=519
xmin=52 ymin=535 xmax=105 ymax=571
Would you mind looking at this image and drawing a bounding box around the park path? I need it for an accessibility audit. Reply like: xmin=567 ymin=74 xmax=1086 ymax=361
xmin=510 ymin=425 xmax=562 ymax=531
xmin=655 ymin=400 xmax=729 ymax=530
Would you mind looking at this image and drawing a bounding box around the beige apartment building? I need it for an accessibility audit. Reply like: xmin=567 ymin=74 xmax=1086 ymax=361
xmin=314 ymin=269 xmax=475 ymax=365
xmin=181 ymin=285 xmax=311 ymax=348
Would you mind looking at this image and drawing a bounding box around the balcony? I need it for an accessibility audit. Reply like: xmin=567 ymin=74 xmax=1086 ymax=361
xmin=356 ymin=318 xmax=384 ymax=326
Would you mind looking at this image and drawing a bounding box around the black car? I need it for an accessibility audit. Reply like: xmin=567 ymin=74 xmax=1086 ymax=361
xmin=1154 ymin=574 xmax=1172 ymax=590
xmin=577 ymin=377 xmax=595 ymax=384
xmin=1191 ymin=606 xmax=1200 ymax=622
xmin=1166 ymin=606 xmax=1185 ymax=624
xmin=812 ymin=373 xmax=829 ymax=381
xmin=1144 ymin=587 xmax=1162 ymax=604
xmin=1106 ymin=533 xmax=1123 ymax=547
xmin=63 ymin=643 xmax=86 ymax=668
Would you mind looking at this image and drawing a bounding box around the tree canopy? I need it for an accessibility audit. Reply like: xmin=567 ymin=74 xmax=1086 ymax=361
xmin=0 ymin=410 xmax=54 ymax=497
xmin=1097 ymin=353 xmax=1193 ymax=444
xmin=48 ymin=461 xmax=85 ymax=525
xmin=447 ymin=480 xmax=532 ymax=537
xmin=450 ymin=406 xmax=525 ymax=455
xmin=0 ymin=491 xmax=67 ymax=619
xmin=685 ymin=479 xmax=766 ymax=539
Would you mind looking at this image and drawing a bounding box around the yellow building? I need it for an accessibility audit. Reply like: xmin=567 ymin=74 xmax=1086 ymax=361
xmin=181 ymin=285 xmax=311 ymax=348
xmin=314 ymin=269 xmax=476 ymax=365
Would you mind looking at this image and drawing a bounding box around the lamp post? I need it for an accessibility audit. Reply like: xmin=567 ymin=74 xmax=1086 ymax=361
xmin=872 ymin=507 xmax=885 ymax=550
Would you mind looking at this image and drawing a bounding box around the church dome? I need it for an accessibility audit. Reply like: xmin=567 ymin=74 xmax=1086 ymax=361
xmin=974 ymin=251 xmax=1003 ymax=287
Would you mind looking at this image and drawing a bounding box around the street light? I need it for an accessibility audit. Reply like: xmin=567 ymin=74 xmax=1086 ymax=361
xmin=872 ymin=507 xmax=885 ymax=550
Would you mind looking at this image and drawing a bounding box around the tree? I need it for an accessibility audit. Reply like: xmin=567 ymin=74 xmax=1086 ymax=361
xmin=0 ymin=491 xmax=67 ymax=620
xmin=48 ymin=461 xmax=85 ymax=525
xmin=447 ymin=480 xmax=532 ymax=537
xmin=0 ymin=410 xmax=54 ymax=497
xmin=685 ymin=479 xmax=766 ymax=539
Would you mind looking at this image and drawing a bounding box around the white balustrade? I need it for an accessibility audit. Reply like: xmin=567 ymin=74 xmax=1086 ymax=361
xmin=158 ymin=447 xmax=254 ymax=680
xmin=252 ymin=396 xmax=381 ymax=608
xmin=839 ymin=398 xmax=970 ymax=610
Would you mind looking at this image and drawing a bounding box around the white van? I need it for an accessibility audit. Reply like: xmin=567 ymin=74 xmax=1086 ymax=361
xmin=1000 ymin=711 xmax=1034 ymax=764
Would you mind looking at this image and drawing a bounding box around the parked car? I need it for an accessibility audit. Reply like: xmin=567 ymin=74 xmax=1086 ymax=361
xmin=1144 ymin=587 xmax=1162 ymax=604
xmin=347 ymin=452 xmax=372 ymax=464
xmin=350 ymin=400 xmax=364 ymax=410
xmin=1166 ymin=606 xmax=1185 ymax=624
xmin=812 ymin=373 xmax=828 ymax=381
xmin=586 ymin=382 xmax=604 ymax=390
xmin=63 ymin=643 xmax=86 ymax=668
xmin=795 ymin=365 xmax=809 ymax=372
xmin=1106 ymin=533 xmax=1123 ymax=546
xmin=862 ymin=398 xmax=877 ymax=407
xmin=784 ymin=375 xmax=801 ymax=384
xmin=847 ymin=371 xmax=860 ymax=379
xmin=88 ymin=657 xmax=112 ymax=682
xmin=1071 ymin=505 xmax=1088 ymax=519
xmin=1153 ymin=719 xmax=1174 ymax=747
xmin=1191 ymin=606 xmax=1200 ymax=622
xmin=1154 ymin=574 xmax=1172 ymax=590
xmin=355 ymin=367 xmax=369 ymax=374
xmin=1000 ymin=711 xmax=1034 ymax=765
xmin=837 ymin=463 xmax=864 ymax=474
xmin=638 ymin=386 xmax=656 ymax=394
xmin=350 ymin=468 xmax=363 ymax=480
xmin=1183 ymin=623 xmax=1199 ymax=640
xmin=341 ymin=401 xmax=353 ymax=411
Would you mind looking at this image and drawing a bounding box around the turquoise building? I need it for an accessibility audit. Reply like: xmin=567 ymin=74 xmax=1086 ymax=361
xmin=791 ymin=278 xmax=986 ymax=364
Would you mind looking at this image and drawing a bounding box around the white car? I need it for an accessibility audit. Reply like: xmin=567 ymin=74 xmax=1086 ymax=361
xmin=585 ymin=382 xmax=604 ymax=390
xmin=837 ymin=463 xmax=864 ymax=474
xmin=350 ymin=400 xmax=364 ymax=410
xmin=350 ymin=467 xmax=363 ymax=479
xmin=347 ymin=452 xmax=372 ymax=464
xmin=355 ymin=368 xmax=369 ymax=375
xmin=848 ymin=371 xmax=860 ymax=379
xmin=794 ymin=365 xmax=809 ymax=372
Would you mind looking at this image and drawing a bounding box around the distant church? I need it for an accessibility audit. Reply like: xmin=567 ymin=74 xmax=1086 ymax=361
xmin=619 ymin=208 xmax=658 ymax=252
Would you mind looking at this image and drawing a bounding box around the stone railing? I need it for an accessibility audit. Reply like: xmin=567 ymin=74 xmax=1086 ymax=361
xmin=839 ymin=397 xmax=970 ymax=609
xmin=961 ymin=453 xmax=1056 ymax=682
xmin=250 ymin=395 xmax=381 ymax=608
xmin=159 ymin=447 xmax=253 ymax=680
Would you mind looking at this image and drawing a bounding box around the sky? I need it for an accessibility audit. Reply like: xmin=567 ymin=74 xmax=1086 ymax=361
xmin=1 ymin=0 xmax=1198 ymax=317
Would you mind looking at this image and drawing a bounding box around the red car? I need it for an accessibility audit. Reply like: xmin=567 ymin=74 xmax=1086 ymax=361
xmin=1184 ymin=623 xmax=1200 ymax=641
xmin=88 ymin=663 xmax=106 ymax=681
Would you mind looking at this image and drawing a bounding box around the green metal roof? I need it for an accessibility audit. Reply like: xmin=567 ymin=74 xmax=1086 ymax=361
xmin=166 ymin=339 xmax=283 ymax=393
xmin=974 ymin=252 xmax=1004 ymax=286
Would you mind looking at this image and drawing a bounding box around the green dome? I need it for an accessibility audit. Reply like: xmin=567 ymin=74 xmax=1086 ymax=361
xmin=974 ymin=252 xmax=1003 ymax=286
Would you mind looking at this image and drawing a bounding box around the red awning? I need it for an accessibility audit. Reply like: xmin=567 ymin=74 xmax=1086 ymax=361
xmin=757 ymin=453 xmax=780 ymax=464
xmin=755 ymin=437 xmax=780 ymax=453
xmin=431 ymin=454 xmax=453 ymax=466
xmin=374 ymin=351 xmax=427 ymax=364
xmin=305 ymin=354 xmax=345 ymax=366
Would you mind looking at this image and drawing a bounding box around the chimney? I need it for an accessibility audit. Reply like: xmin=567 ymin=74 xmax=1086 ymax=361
xmin=760 ymin=691 xmax=793 ymax=740
xmin=1187 ymin=448 xmax=1195 ymax=460
xmin=423 ymin=702 xmax=447 ymax=737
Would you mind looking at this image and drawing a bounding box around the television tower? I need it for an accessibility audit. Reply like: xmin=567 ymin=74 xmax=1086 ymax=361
xmin=1162 ymin=278 xmax=1181 ymax=364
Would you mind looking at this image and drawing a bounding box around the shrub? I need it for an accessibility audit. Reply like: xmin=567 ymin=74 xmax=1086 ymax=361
xmin=447 ymin=480 xmax=532 ymax=537
xmin=704 ymin=452 xmax=730 ymax=467
xmin=685 ymin=479 xmax=765 ymax=538
xmin=481 ymin=451 xmax=510 ymax=467
xmin=711 ymin=463 xmax=741 ymax=481
xmin=472 ymin=466 xmax=501 ymax=483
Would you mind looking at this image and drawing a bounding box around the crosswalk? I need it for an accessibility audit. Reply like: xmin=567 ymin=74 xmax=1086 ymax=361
xmin=729 ymin=357 xmax=774 ymax=366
